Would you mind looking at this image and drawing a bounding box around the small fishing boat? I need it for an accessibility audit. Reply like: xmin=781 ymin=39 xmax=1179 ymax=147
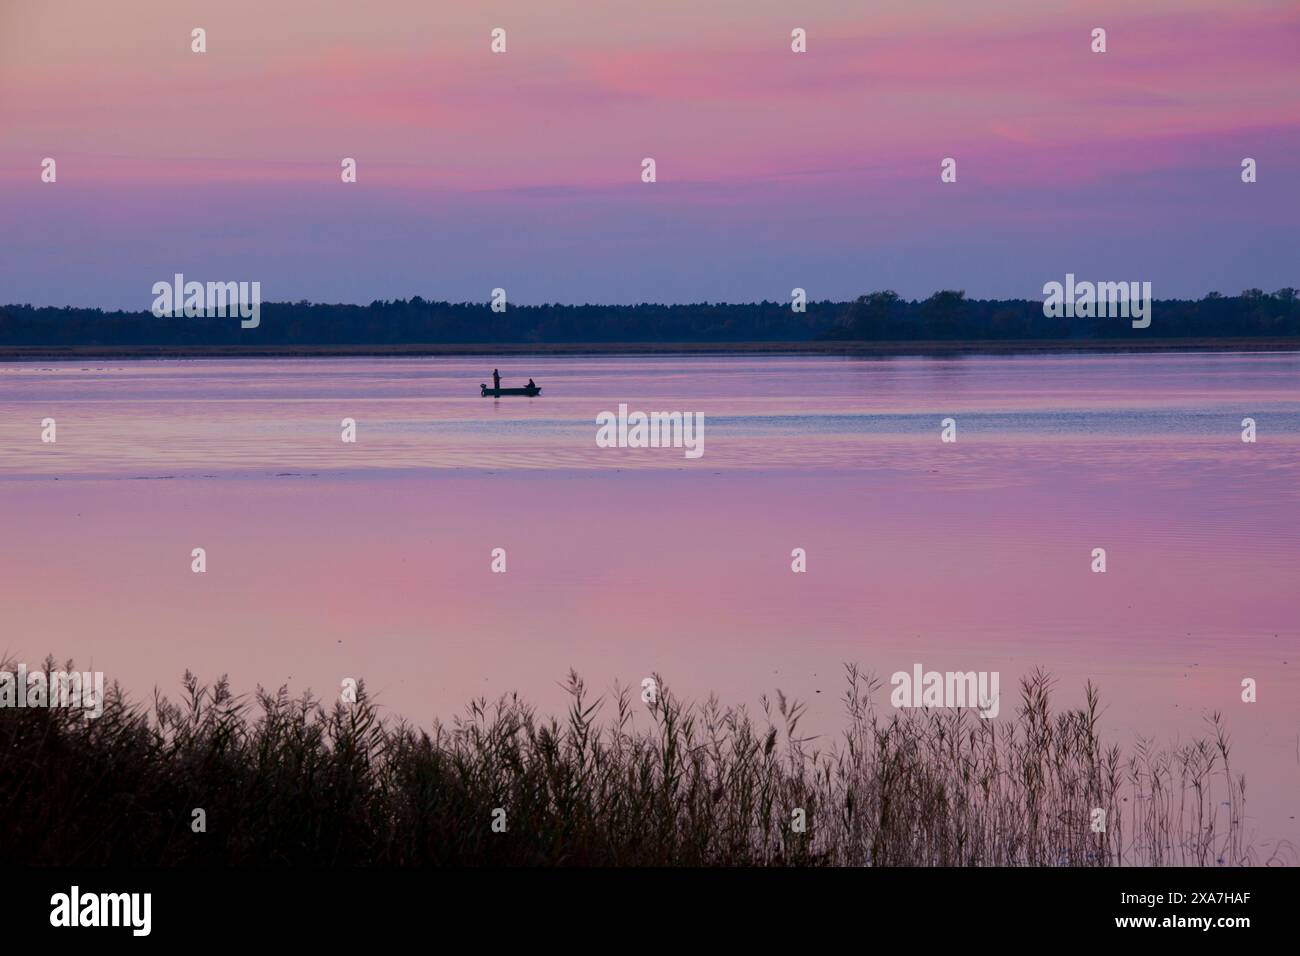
xmin=481 ymin=384 xmax=541 ymax=397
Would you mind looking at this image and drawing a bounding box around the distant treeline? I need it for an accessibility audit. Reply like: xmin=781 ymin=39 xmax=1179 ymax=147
xmin=1 ymin=289 xmax=1297 ymax=347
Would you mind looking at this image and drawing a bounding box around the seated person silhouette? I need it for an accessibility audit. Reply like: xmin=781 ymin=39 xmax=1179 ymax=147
xmin=526 ymin=378 xmax=536 ymax=389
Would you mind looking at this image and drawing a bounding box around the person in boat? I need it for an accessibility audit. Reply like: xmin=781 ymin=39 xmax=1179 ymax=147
xmin=492 ymin=368 xmax=500 ymax=390
xmin=526 ymin=378 xmax=536 ymax=389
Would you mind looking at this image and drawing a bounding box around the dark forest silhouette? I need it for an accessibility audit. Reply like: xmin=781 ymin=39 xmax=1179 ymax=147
xmin=2 ymin=289 xmax=1296 ymax=349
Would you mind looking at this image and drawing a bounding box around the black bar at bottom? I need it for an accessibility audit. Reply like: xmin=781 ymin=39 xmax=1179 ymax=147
xmin=6 ymin=865 xmax=1286 ymax=942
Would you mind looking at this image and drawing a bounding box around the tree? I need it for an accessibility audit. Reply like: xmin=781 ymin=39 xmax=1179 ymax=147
xmin=920 ymin=290 xmax=966 ymax=337
xmin=831 ymin=290 xmax=901 ymax=339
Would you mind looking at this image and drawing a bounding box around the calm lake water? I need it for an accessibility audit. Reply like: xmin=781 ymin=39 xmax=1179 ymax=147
xmin=1 ymin=352 xmax=1298 ymax=850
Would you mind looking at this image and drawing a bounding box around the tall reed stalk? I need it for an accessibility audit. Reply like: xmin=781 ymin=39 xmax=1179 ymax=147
xmin=0 ymin=657 xmax=1280 ymax=866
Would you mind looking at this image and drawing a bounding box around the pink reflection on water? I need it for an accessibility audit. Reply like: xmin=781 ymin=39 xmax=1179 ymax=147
xmin=0 ymin=353 xmax=1297 ymax=848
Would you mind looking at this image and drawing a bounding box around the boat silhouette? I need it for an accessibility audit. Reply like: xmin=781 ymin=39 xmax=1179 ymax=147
xmin=481 ymin=383 xmax=540 ymax=397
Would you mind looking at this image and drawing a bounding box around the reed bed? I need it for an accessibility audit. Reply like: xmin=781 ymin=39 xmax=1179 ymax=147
xmin=0 ymin=657 xmax=1275 ymax=866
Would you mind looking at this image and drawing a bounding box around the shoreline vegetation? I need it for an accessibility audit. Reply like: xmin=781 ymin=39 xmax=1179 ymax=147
xmin=2 ymin=289 xmax=1297 ymax=360
xmin=4 ymin=337 xmax=1300 ymax=361
xmin=2 ymin=657 xmax=1278 ymax=867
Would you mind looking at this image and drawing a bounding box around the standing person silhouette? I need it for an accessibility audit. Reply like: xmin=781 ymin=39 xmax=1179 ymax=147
xmin=493 ymin=368 xmax=500 ymax=390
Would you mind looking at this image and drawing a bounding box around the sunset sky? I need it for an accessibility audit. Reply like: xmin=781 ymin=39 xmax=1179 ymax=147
xmin=1 ymin=0 xmax=1297 ymax=308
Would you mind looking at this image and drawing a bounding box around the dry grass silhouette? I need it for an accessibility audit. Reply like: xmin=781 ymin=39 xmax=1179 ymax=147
xmin=1 ymin=657 xmax=1280 ymax=866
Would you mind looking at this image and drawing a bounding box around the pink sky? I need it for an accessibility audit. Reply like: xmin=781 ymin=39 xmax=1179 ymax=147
xmin=1 ymin=0 xmax=1297 ymax=305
